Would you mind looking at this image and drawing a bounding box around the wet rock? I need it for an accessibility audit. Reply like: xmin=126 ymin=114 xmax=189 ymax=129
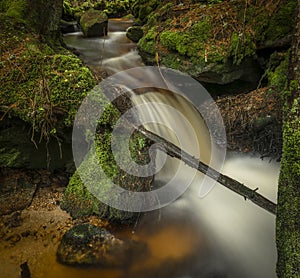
xmin=60 ymin=20 xmax=79 ymax=34
xmin=80 ymin=9 xmax=108 ymax=37
xmin=0 ymin=169 xmax=37 ymax=216
xmin=57 ymin=223 xmax=147 ymax=267
xmin=126 ymin=26 xmax=143 ymax=42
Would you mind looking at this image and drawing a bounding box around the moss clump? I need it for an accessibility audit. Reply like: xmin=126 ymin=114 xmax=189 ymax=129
xmin=264 ymin=0 xmax=297 ymax=43
xmin=160 ymin=17 xmax=212 ymax=62
xmin=131 ymin=0 xmax=161 ymax=23
xmin=267 ymin=52 xmax=289 ymax=96
xmin=0 ymin=14 xmax=95 ymax=136
xmin=138 ymin=26 xmax=157 ymax=58
xmin=0 ymin=14 xmax=95 ymax=168
xmin=276 ymin=96 xmax=300 ymax=277
xmin=1 ymin=50 xmax=95 ymax=129
xmin=229 ymin=32 xmax=256 ymax=65
xmin=4 ymin=0 xmax=28 ymax=21
xmin=0 ymin=148 xmax=25 ymax=168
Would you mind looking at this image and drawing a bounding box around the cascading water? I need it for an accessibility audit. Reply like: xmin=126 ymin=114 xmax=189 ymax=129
xmin=61 ymin=19 xmax=279 ymax=278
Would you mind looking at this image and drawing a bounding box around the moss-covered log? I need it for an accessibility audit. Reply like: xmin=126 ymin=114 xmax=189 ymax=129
xmin=276 ymin=2 xmax=300 ymax=277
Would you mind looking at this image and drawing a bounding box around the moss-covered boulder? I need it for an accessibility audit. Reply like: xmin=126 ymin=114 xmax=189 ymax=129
xmin=137 ymin=0 xmax=296 ymax=93
xmin=80 ymin=9 xmax=108 ymax=37
xmin=61 ymin=92 xmax=154 ymax=223
xmin=0 ymin=14 xmax=95 ymax=169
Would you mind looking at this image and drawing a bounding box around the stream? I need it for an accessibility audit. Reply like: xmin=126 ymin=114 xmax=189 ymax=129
xmin=61 ymin=19 xmax=280 ymax=278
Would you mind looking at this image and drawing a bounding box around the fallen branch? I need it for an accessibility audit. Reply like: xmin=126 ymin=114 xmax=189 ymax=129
xmin=137 ymin=126 xmax=277 ymax=215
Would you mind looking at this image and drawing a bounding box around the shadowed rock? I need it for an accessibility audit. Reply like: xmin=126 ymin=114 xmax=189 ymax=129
xmin=57 ymin=223 xmax=147 ymax=267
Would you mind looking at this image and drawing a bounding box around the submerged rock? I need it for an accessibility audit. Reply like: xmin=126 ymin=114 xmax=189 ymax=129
xmin=80 ymin=9 xmax=108 ymax=37
xmin=0 ymin=169 xmax=37 ymax=216
xmin=57 ymin=223 xmax=147 ymax=266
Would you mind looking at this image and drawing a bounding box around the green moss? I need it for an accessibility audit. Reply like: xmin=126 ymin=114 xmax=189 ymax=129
xmin=276 ymin=97 xmax=300 ymax=277
xmin=132 ymin=0 xmax=161 ymax=22
xmin=229 ymin=32 xmax=256 ymax=65
xmin=80 ymin=9 xmax=108 ymax=35
xmin=1 ymin=49 xmax=95 ymax=131
xmin=160 ymin=17 xmax=212 ymax=60
xmin=264 ymin=0 xmax=297 ymax=42
xmin=138 ymin=26 xmax=157 ymax=56
xmin=4 ymin=0 xmax=28 ymax=22
xmin=0 ymin=13 xmax=96 ymax=132
xmin=61 ymin=95 xmax=153 ymax=222
xmin=0 ymin=147 xmax=26 ymax=168
xmin=267 ymin=52 xmax=289 ymax=97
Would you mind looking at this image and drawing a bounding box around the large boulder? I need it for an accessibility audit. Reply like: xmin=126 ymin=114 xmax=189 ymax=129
xmin=57 ymin=223 xmax=147 ymax=266
xmin=80 ymin=9 xmax=108 ymax=37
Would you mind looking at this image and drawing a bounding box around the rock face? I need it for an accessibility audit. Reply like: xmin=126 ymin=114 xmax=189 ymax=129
xmin=57 ymin=223 xmax=147 ymax=266
xmin=126 ymin=26 xmax=143 ymax=42
xmin=80 ymin=9 xmax=108 ymax=37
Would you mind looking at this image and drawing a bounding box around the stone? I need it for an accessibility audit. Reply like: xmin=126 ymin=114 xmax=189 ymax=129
xmin=0 ymin=169 xmax=37 ymax=216
xmin=60 ymin=20 xmax=79 ymax=34
xmin=56 ymin=223 xmax=147 ymax=266
xmin=80 ymin=9 xmax=108 ymax=37
xmin=126 ymin=26 xmax=143 ymax=42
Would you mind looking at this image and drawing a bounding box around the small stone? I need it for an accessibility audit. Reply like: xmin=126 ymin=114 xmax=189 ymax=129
xmin=57 ymin=223 xmax=148 ymax=267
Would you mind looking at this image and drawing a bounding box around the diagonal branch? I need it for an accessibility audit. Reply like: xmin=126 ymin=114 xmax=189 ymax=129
xmin=137 ymin=126 xmax=277 ymax=215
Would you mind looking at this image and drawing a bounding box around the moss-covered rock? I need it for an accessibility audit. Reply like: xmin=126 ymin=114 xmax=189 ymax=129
xmin=61 ymin=93 xmax=154 ymax=223
xmin=0 ymin=14 xmax=95 ymax=169
xmin=80 ymin=9 xmax=108 ymax=37
xmin=62 ymin=0 xmax=133 ymax=20
xmin=137 ymin=0 xmax=296 ymax=89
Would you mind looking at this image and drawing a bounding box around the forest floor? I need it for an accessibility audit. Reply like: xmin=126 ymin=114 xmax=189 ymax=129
xmin=0 ymin=173 xmax=112 ymax=278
